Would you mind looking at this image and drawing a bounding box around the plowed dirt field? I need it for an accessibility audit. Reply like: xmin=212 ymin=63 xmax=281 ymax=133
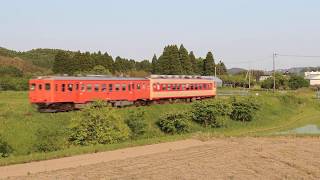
xmin=3 ymin=137 xmax=320 ymax=180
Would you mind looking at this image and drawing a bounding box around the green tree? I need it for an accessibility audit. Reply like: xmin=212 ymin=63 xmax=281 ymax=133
xmin=216 ymin=60 xmax=227 ymax=75
xmin=203 ymin=51 xmax=215 ymax=75
xmin=288 ymin=75 xmax=309 ymax=90
xmin=189 ymin=51 xmax=197 ymax=74
xmin=136 ymin=60 xmax=151 ymax=72
xmin=151 ymin=54 xmax=158 ymax=74
xmin=157 ymin=45 xmax=183 ymax=75
xmin=53 ymin=51 xmax=71 ymax=74
xmin=91 ymin=65 xmax=111 ymax=75
xmin=261 ymin=73 xmax=289 ymax=90
xmin=179 ymin=44 xmax=193 ymax=74
xmin=0 ymin=66 xmax=23 ymax=77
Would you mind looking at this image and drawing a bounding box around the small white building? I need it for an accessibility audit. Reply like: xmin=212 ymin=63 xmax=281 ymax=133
xmin=305 ymin=71 xmax=320 ymax=86
xmin=259 ymin=75 xmax=272 ymax=82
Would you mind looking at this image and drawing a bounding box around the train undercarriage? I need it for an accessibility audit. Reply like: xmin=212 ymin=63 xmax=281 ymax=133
xmin=35 ymin=96 xmax=213 ymax=112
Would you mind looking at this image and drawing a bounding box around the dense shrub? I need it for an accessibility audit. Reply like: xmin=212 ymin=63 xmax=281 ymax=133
xmin=157 ymin=112 xmax=191 ymax=134
xmin=230 ymin=97 xmax=260 ymax=122
xmin=69 ymin=103 xmax=130 ymax=145
xmin=125 ymin=109 xmax=148 ymax=138
xmin=0 ymin=66 xmax=23 ymax=77
xmin=0 ymin=136 xmax=13 ymax=158
xmin=261 ymin=74 xmax=289 ymax=90
xmin=0 ymin=77 xmax=29 ymax=91
xmin=288 ymin=75 xmax=309 ymax=90
xmin=34 ymin=124 xmax=66 ymax=152
xmin=191 ymin=100 xmax=232 ymax=127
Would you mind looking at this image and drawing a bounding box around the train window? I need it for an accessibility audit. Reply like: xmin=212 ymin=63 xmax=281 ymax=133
xmin=87 ymin=84 xmax=92 ymax=92
xmin=195 ymin=84 xmax=198 ymax=90
xmin=109 ymin=84 xmax=113 ymax=92
xmin=122 ymin=84 xmax=126 ymax=91
xmin=55 ymin=84 xmax=58 ymax=91
xmin=137 ymin=84 xmax=141 ymax=90
xmin=38 ymin=84 xmax=42 ymax=90
xmin=68 ymin=84 xmax=73 ymax=91
xmin=156 ymin=83 xmax=160 ymax=91
xmin=167 ymin=84 xmax=171 ymax=91
xmin=81 ymin=84 xmax=85 ymax=92
xmin=190 ymin=84 xmax=194 ymax=90
xmin=128 ymin=84 xmax=131 ymax=91
xmin=61 ymin=84 xmax=65 ymax=92
xmin=162 ymin=84 xmax=166 ymax=91
xmin=172 ymin=84 xmax=176 ymax=90
xmin=199 ymin=84 xmax=202 ymax=90
xmin=30 ymin=83 xmax=36 ymax=91
xmin=45 ymin=83 xmax=51 ymax=91
xmin=203 ymin=84 xmax=207 ymax=89
xmin=94 ymin=84 xmax=99 ymax=92
xmin=153 ymin=83 xmax=156 ymax=90
xmin=101 ymin=84 xmax=107 ymax=92
xmin=76 ymin=84 xmax=79 ymax=91
xmin=177 ymin=84 xmax=180 ymax=90
xmin=182 ymin=84 xmax=185 ymax=91
xmin=185 ymin=84 xmax=189 ymax=90
xmin=115 ymin=84 xmax=120 ymax=91
xmin=132 ymin=84 xmax=135 ymax=90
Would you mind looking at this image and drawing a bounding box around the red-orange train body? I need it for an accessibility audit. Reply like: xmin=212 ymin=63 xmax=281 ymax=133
xmin=29 ymin=76 xmax=216 ymax=112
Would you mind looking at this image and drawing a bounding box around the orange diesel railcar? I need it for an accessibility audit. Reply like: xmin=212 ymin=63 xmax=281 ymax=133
xmin=29 ymin=75 xmax=216 ymax=112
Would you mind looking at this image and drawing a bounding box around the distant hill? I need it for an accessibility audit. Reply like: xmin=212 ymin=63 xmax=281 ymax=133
xmin=227 ymin=68 xmax=246 ymax=75
xmin=0 ymin=55 xmax=49 ymax=75
xmin=0 ymin=47 xmax=65 ymax=69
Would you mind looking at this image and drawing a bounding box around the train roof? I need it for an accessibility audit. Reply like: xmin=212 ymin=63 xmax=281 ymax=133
xmin=32 ymin=76 xmax=148 ymax=81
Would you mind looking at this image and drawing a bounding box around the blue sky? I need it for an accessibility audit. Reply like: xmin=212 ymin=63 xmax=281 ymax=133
xmin=1 ymin=0 xmax=320 ymax=70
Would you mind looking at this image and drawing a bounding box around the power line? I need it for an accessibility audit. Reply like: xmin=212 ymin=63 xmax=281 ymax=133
xmin=276 ymin=54 xmax=320 ymax=58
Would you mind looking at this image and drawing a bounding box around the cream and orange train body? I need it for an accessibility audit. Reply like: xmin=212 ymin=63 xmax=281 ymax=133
xmin=29 ymin=75 xmax=216 ymax=112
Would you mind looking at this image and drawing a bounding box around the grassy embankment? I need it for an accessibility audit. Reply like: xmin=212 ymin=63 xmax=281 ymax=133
xmin=0 ymin=89 xmax=319 ymax=165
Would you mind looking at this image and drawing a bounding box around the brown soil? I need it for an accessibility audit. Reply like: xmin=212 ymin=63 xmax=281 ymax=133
xmin=3 ymin=137 xmax=320 ymax=180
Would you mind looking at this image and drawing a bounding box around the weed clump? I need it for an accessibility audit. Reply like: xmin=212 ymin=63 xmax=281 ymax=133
xmin=0 ymin=136 xmax=13 ymax=158
xmin=33 ymin=124 xmax=66 ymax=152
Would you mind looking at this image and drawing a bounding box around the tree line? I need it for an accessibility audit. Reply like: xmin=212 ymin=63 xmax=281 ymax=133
xmin=52 ymin=44 xmax=228 ymax=76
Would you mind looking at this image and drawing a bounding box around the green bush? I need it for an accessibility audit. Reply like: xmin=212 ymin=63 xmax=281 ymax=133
xmin=230 ymin=97 xmax=260 ymax=122
xmin=0 ymin=77 xmax=29 ymax=91
xmin=125 ymin=109 xmax=148 ymax=138
xmin=68 ymin=104 xmax=130 ymax=145
xmin=0 ymin=136 xmax=13 ymax=158
xmin=191 ymin=100 xmax=232 ymax=127
xmin=33 ymin=124 xmax=66 ymax=152
xmin=261 ymin=73 xmax=289 ymax=90
xmin=157 ymin=112 xmax=191 ymax=134
xmin=288 ymin=75 xmax=309 ymax=90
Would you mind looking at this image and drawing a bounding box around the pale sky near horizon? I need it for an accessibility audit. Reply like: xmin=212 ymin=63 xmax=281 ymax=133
xmin=1 ymin=0 xmax=320 ymax=70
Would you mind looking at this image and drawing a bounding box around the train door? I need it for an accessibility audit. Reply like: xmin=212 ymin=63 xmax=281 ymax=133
xmin=128 ymin=81 xmax=134 ymax=101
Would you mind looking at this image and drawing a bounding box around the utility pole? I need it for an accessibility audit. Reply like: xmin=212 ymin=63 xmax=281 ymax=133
xmin=273 ymin=53 xmax=277 ymax=93
xmin=248 ymin=69 xmax=251 ymax=89
xmin=214 ymin=66 xmax=217 ymax=77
